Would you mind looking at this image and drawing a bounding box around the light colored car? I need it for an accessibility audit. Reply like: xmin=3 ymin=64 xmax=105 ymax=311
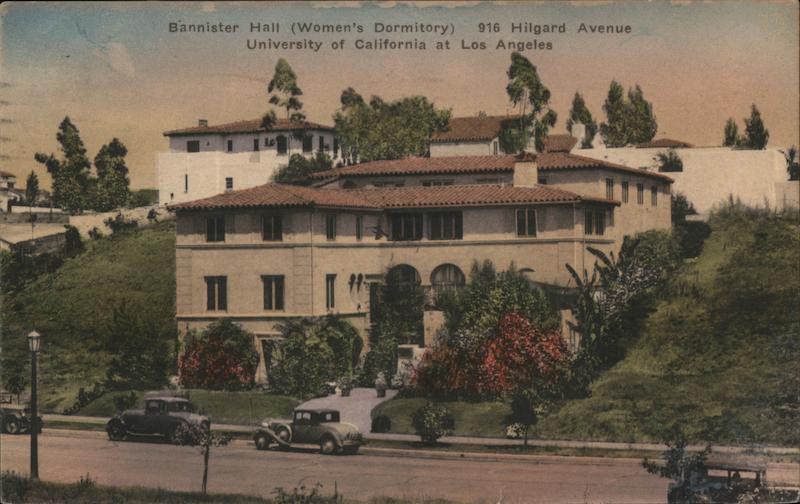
xmin=254 ymin=408 xmax=362 ymax=454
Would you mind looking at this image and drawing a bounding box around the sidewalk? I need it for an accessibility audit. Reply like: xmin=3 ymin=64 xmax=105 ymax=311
xmin=42 ymin=414 xmax=799 ymax=455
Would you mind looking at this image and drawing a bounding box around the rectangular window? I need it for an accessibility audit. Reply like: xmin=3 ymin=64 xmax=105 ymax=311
xmin=538 ymin=177 xmax=548 ymax=185
xmin=516 ymin=208 xmax=537 ymax=237
xmin=302 ymin=135 xmax=313 ymax=153
xmin=253 ymin=138 xmax=259 ymax=152
xmin=390 ymin=213 xmax=423 ymax=241
xmin=205 ymin=216 xmax=225 ymax=242
xmin=355 ymin=215 xmax=363 ymax=241
xmin=318 ymin=135 xmax=324 ymax=152
xmin=276 ymin=136 xmax=288 ymax=155
xmin=227 ymin=140 xmax=233 ymax=152
xmin=187 ymin=140 xmax=200 ymax=153
xmin=325 ymin=214 xmax=337 ymax=240
xmin=262 ymin=275 xmax=285 ymax=311
xmin=262 ymin=215 xmax=283 ymax=241
xmin=184 ymin=174 xmax=189 ymax=193
xmin=622 ymin=181 xmax=629 ymax=203
xmin=651 ymin=186 xmax=658 ymax=206
xmin=422 ymin=180 xmax=454 ymax=187
xmin=326 ymin=274 xmax=336 ymax=310
xmin=205 ymin=276 xmax=227 ymax=311
xmin=333 ymin=138 xmax=339 ymax=157
xmin=492 ymin=141 xmax=499 ymax=155
xmin=476 ymin=178 xmax=500 ymax=185
xmin=225 ymin=177 xmax=233 ymax=191
xmin=606 ymin=178 xmax=614 ymax=200
xmin=595 ymin=211 xmax=605 ymax=236
xmin=637 ymin=183 xmax=645 ymax=205
xmin=429 ymin=212 xmax=463 ymax=240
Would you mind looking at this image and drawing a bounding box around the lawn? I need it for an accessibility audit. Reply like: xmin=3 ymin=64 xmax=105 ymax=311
xmin=0 ymin=471 xmax=457 ymax=504
xmin=77 ymin=389 xmax=299 ymax=425
xmin=374 ymin=207 xmax=800 ymax=447
xmin=1 ymin=222 xmax=177 ymax=413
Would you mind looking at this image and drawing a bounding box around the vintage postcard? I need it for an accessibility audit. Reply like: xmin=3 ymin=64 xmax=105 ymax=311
xmin=0 ymin=1 xmax=798 ymax=503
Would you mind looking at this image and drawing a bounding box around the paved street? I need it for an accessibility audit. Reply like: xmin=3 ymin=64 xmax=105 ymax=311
xmin=2 ymin=429 xmax=672 ymax=504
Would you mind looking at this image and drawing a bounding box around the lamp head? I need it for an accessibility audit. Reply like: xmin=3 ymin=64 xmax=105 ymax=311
xmin=28 ymin=330 xmax=41 ymax=353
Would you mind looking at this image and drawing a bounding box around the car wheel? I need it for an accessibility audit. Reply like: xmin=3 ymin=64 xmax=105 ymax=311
xmin=107 ymin=421 xmax=126 ymax=441
xmin=167 ymin=425 xmax=182 ymax=444
xmin=4 ymin=418 xmax=20 ymax=435
xmin=319 ymin=435 xmax=338 ymax=455
xmin=255 ymin=433 xmax=270 ymax=450
xmin=275 ymin=426 xmax=291 ymax=448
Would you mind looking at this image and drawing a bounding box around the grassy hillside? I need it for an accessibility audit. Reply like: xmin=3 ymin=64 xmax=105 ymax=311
xmin=375 ymin=208 xmax=800 ymax=446
xmin=1 ymin=222 xmax=177 ymax=412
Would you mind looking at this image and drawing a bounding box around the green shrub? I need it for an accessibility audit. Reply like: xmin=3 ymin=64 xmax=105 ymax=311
xmin=1 ymin=471 xmax=32 ymax=502
xmin=411 ymin=402 xmax=454 ymax=444
xmin=272 ymin=483 xmax=343 ymax=504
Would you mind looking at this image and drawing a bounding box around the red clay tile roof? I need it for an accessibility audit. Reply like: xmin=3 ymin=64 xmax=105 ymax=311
xmin=170 ymin=183 xmax=618 ymax=212
xmin=636 ymin=138 xmax=694 ymax=149
xmin=431 ymin=115 xmax=523 ymax=143
xmin=312 ymin=153 xmax=673 ymax=182
xmin=543 ymin=135 xmax=578 ymax=153
xmin=164 ymin=118 xmax=333 ymax=136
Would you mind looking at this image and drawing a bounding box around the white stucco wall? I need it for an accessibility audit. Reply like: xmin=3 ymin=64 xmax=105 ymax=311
xmin=159 ymin=130 xmax=339 ymax=205
xmin=578 ymin=146 xmax=790 ymax=214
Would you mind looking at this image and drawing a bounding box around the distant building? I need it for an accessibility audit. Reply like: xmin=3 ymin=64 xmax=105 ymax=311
xmin=0 ymin=171 xmax=23 ymax=212
xmin=158 ymin=118 xmax=341 ymax=206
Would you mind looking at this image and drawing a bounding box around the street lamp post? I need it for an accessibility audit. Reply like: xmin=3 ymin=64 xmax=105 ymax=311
xmin=28 ymin=330 xmax=41 ymax=480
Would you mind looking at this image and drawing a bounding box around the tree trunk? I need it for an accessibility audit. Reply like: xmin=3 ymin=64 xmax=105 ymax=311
xmin=202 ymin=445 xmax=210 ymax=495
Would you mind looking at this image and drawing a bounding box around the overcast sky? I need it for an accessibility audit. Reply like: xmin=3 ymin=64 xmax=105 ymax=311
xmin=1 ymin=1 xmax=798 ymax=189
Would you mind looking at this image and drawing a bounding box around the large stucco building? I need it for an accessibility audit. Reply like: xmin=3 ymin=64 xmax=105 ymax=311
xmin=171 ymin=147 xmax=672 ymax=381
xmin=158 ymin=118 xmax=341 ymax=206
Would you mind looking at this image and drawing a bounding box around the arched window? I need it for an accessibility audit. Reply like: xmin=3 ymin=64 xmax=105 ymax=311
xmin=386 ymin=264 xmax=420 ymax=289
xmin=276 ymin=135 xmax=288 ymax=155
xmin=431 ymin=264 xmax=466 ymax=295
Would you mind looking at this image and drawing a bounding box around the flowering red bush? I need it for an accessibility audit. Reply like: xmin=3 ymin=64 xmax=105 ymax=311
xmin=414 ymin=312 xmax=570 ymax=398
xmin=178 ymin=319 xmax=259 ymax=390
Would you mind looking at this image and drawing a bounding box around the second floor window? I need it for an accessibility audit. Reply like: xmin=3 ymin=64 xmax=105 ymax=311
xmin=355 ymin=215 xmax=363 ymax=241
xmin=606 ymin=178 xmax=614 ymax=199
xmin=262 ymin=215 xmax=283 ymax=241
xmin=651 ymin=186 xmax=658 ymax=206
xmin=184 ymin=174 xmax=189 ymax=193
xmin=516 ymin=208 xmax=537 ymax=237
xmin=206 ymin=216 xmax=225 ymax=242
xmin=637 ymin=183 xmax=645 ymax=205
xmin=422 ymin=180 xmax=454 ymax=187
xmin=390 ymin=213 xmax=423 ymax=241
xmin=585 ymin=210 xmax=606 ymax=236
xmin=205 ymin=276 xmax=227 ymax=311
xmin=325 ymin=214 xmax=337 ymax=240
xmin=326 ymin=274 xmax=336 ymax=310
xmin=302 ymin=135 xmax=313 ymax=153
xmin=622 ymin=181 xmax=629 ymax=203
xmin=262 ymin=275 xmax=285 ymax=310
xmin=187 ymin=140 xmax=200 ymax=153
xmin=225 ymin=177 xmax=233 ymax=191
xmin=429 ymin=212 xmax=463 ymax=240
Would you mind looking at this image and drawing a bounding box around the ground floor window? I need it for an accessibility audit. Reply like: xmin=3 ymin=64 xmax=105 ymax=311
xmin=431 ymin=264 xmax=465 ymax=295
xmin=516 ymin=208 xmax=537 ymax=237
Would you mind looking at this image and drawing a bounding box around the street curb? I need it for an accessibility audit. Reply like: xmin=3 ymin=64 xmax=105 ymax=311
xmin=359 ymin=446 xmax=644 ymax=466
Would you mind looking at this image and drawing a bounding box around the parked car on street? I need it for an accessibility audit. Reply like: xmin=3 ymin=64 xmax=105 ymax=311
xmin=254 ymin=408 xmax=362 ymax=454
xmin=106 ymin=395 xmax=209 ymax=442
xmin=1 ymin=404 xmax=42 ymax=435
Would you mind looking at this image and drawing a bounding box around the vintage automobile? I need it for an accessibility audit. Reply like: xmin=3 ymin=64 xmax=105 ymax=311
xmin=254 ymin=408 xmax=362 ymax=454
xmin=106 ymin=395 xmax=209 ymax=442
xmin=1 ymin=404 xmax=42 ymax=435
xmin=667 ymin=459 xmax=800 ymax=503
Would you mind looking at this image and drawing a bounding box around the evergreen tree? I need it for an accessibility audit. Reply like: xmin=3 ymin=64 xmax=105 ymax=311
xmin=267 ymin=58 xmax=305 ymax=122
xmin=723 ymin=118 xmax=739 ymax=147
xmin=566 ymin=92 xmax=598 ymax=148
xmin=25 ymin=171 xmax=39 ymax=207
xmin=600 ymin=81 xmax=658 ymax=147
xmin=94 ymin=138 xmax=131 ymax=211
xmin=742 ymin=104 xmax=769 ymax=149
xmin=34 ymin=117 xmax=92 ymax=214
xmin=502 ymin=52 xmax=557 ymax=153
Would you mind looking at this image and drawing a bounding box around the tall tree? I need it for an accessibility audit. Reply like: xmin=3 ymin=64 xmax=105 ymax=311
xmin=626 ymin=85 xmax=658 ymax=144
xmin=723 ymin=118 xmax=739 ymax=147
xmin=267 ymin=58 xmax=305 ymax=122
xmin=94 ymin=138 xmax=131 ymax=211
xmin=333 ymin=90 xmax=450 ymax=164
xmin=566 ymin=92 xmax=598 ymax=148
xmin=742 ymin=104 xmax=769 ymax=149
xmin=34 ymin=117 xmax=92 ymax=214
xmin=25 ymin=171 xmax=39 ymax=207
xmin=502 ymin=52 xmax=557 ymax=153
xmin=784 ymin=146 xmax=799 ymax=181
xmin=600 ymin=81 xmax=658 ymax=147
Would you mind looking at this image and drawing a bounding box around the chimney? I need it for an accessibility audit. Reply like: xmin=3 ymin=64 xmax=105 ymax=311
xmin=198 ymin=119 xmax=208 ymax=128
xmin=513 ymin=152 xmax=539 ymax=187
xmin=572 ymin=122 xmax=586 ymax=146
